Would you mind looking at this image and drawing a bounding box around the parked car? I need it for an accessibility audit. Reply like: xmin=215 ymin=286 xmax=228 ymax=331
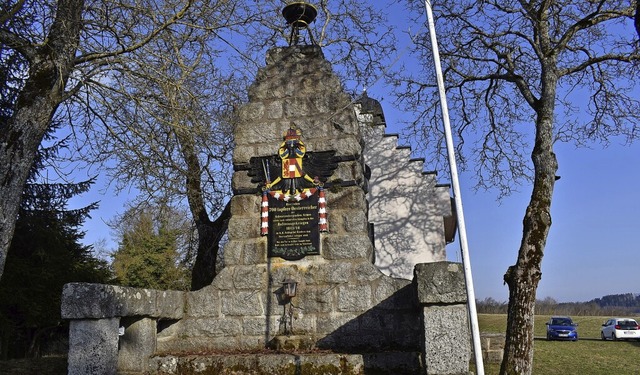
xmin=545 ymin=316 xmax=578 ymax=341
xmin=600 ymin=318 xmax=640 ymax=341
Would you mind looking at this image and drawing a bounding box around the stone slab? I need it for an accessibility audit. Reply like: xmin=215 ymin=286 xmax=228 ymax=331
xmin=414 ymin=262 xmax=467 ymax=304
xmin=61 ymin=283 xmax=185 ymax=319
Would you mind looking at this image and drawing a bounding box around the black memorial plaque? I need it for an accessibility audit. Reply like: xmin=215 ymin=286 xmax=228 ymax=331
xmin=267 ymin=194 xmax=320 ymax=260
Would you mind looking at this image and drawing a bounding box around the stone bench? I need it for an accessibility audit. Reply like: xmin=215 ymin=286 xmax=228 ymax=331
xmin=61 ymin=283 xmax=185 ymax=375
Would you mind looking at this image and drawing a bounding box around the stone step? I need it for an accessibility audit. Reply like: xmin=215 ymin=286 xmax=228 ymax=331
xmin=148 ymin=351 xmax=423 ymax=375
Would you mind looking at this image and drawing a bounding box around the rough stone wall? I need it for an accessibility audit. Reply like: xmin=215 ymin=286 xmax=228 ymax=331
xmin=478 ymin=333 xmax=505 ymax=363
xmin=154 ymin=45 xmax=421 ymax=354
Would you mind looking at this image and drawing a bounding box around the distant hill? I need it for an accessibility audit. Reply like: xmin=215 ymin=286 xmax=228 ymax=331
xmin=589 ymin=293 xmax=640 ymax=309
xmin=477 ymin=293 xmax=640 ymax=315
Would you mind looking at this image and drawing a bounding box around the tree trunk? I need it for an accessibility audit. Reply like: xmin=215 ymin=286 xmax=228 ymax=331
xmin=635 ymin=0 xmax=640 ymax=39
xmin=500 ymin=79 xmax=559 ymax=374
xmin=190 ymin=201 xmax=231 ymax=290
xmin=174 ymin=119 xmax=232 ymax=290
xmin=0 ymin=0 xmax=85 ymax=279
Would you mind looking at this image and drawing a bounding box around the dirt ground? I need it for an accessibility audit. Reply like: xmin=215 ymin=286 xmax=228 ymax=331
xmin=0 ymin=356 xmax=67 ymax=375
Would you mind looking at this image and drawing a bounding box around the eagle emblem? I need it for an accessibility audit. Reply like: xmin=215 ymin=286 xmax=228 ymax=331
xmin=248 ymin=127 xmax=338 ymax=197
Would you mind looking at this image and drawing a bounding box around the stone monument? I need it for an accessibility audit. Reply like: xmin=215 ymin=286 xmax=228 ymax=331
xmin=62 ymin=3 xmax=471 ymax=374
xmin=152 ymin=41 xmax=423 ymax=369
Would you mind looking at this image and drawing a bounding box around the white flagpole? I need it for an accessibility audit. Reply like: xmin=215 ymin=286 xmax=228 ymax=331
xmin=422 ymin=1 xmax=485 ymax=373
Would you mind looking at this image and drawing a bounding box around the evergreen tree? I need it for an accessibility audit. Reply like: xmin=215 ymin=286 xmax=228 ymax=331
xmin=111 ymin=207 xmax=190 ymax=291
xmin=0 ymin=132 xmax=111 ymax=359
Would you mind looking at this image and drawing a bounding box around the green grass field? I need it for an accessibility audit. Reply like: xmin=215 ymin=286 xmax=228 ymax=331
xmin=476 ymin=314 xmax=640 ymax=375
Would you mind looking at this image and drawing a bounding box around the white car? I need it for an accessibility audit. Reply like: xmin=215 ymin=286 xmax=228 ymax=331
xmin=600 ymin=318 xmax=640 ymax=341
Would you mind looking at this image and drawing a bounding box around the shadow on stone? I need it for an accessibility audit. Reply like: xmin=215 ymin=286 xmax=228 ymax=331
xmin=316 ymin=283 xmax=424 ymax=374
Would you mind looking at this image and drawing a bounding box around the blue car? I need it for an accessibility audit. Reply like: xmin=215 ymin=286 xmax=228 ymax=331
xmin=546 ymin=316 xmax=578 ymax=341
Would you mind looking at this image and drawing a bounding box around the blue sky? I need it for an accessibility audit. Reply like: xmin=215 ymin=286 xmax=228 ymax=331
xmin=75 ymin=93 xmax=639 ymax=304
xmin=447 ymin=141 xmax=640 ymax=303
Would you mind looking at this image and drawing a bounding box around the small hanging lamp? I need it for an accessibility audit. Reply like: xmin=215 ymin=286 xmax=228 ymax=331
xmin=282 ymin=279 xmax=298 ymax=298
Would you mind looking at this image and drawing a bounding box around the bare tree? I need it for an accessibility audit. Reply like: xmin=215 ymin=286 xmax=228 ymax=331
xmin=66 ymin=1 xmax=397 ymax=289
xmin=1 ymin=0 xmax=396 ymax=284
xmin=75 ymin=1 xmax=396 ymax=288
xmin=78 ymin=25 xmax=240 ymax=289
xmin=0 ymin=0 xmax=200 ymax=280
xmin=393 ymin=1 xmax=639 ymax=373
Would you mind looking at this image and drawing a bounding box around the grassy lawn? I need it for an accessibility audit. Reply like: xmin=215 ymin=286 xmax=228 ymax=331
xmin=476 ymin=314 xmax=640 ymax=375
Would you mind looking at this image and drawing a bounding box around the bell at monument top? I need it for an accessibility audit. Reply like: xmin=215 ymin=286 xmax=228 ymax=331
xmin=282 ymin=1 xmax=318 ymax=46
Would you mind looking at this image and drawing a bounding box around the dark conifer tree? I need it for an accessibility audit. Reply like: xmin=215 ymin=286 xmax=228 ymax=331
xmin=0 ymin=127 xmax=110 ymax=359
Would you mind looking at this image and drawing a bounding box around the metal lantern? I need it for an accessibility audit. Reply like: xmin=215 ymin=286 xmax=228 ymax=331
xmin=282 ymin=279 xmax=298 ymax=298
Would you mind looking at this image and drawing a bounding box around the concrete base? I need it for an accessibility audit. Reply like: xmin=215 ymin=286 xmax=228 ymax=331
xmin=148 ymin=352 xmax=424 ymax=374
xmin=149 ymin=353 xmax=364 ymax=374
xmin=267 ymin=335 xmax=317 ymax=351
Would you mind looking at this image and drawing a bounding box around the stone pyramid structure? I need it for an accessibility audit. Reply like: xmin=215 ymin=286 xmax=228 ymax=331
xmin=62 ymin=45 xmax=471 ymax=375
